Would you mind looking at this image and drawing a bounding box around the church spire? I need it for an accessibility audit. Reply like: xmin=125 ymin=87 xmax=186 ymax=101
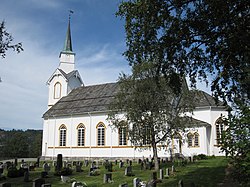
xmin=62 ymin=11 xmax=73 ymax=53
xmin=59 ymin=11 xmax=75 ymax=74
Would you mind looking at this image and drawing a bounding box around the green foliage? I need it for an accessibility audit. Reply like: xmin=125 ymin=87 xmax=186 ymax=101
xmin=0 ymin=21 xmax=23 ymax=59
xmin=6 ymin=166 xmax=23 ymax=178
xmin=108 ymin=62 xmax=196 ymax=170
xmin=54 ymin=167 xmax=73 ymax=176
xmin=221 ymin=105 xmax=250 ymax=185
xmin=117 ymin=0 xmax=249 ymax=104
xmin=0 ymin=129 xmax=42 ymax=159
xmin=193 ymin=154 xmax=208 ymax=160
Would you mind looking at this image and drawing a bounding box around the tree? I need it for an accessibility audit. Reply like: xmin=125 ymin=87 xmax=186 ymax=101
xmin=221 ymin=105 xmax=250 ymax=185
xmin=116 ymin=0 xmax=249 ymax=104
xmin=116 ymin=0 xmax=249 ymax=180
xmin=108 ymin=62 xmax=195 ymax=170
xmin=0 ymin=21 xmax=23 ymax=59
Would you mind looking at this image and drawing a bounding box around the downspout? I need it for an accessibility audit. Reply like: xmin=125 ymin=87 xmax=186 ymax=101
xmin=52 ymin=115 xmax=56 ymax=161
xmin=70 ymin=114 xmax=73 ymax=159
xmin=88 ymin=112 xmax=92 ymax=158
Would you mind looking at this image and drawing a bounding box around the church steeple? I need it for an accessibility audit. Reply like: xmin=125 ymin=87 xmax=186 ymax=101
xmin=59 ymin=12 xmax=75 ymax=74
xmin=62 ymin=18 xmax=73 ymax=53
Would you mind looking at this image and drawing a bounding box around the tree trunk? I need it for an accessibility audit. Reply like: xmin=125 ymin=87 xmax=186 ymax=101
xmin=152 ymin=140 xmax=159 ymax=171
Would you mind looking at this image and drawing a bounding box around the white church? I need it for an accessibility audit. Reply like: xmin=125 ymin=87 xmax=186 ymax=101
xmin=41 ymin=19 xmax=228 ymax=160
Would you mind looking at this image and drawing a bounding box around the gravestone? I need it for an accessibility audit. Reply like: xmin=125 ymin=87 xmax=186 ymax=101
xmin=129 ymin=160 xmax=132 ymax=166
xmin=140 ymin=162 xmax=144 ymax=170
xmin=119 ymin=161 xmax=124 ymax=168
xmin=36 ymin=157 xmax=40 ymax=167
xmin=72 ymin=182 xmax=84 ymax=187
xmin=165 ymin=168 xmax=170 ymax=178
xmin=29 ymin=163 xmax=35 ymax=171
xmin=14 ymin=158 xmax=17 ymax=167
xmin=133 ymin=178 xmax=141 ymax=187
xmin=178 ymin=180 xmax=184 ymax=187
xmin=43 ymin=163 xmax=50 ymax=172
xmin=103 ymin=173 xmax=112 ymax=183
xmin=84 ymin=160 xmax=89 ymax=167
xmin=107 ymin=162 xmax=112 ymax=172
xmin=32 ymin=178 xmax=45 ymax=187
xmin=125 ymin=166 xmax=132 ymax=176
xmin=23 ymin=171 xmax=29 ymax=182
xmin=56 ymin=154 xmax=63 ymax=172
xmin=171 ymin=165 xmax=175 ymax=173
xmin=159 ymin=169 xmax=164 ymax=180
xmin=61 ymin=175 xmax=70 ymax=183
xmin=0 ymin=183 xmax=11 ymax=187
xmin=75 ymin=164 xmax=82 ymax=172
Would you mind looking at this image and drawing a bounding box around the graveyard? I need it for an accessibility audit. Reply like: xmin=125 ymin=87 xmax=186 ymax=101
xmin=0 ymin=155 xmax=229 ymax=187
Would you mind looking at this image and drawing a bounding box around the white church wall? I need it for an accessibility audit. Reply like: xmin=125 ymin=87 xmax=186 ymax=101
xmin=59 ymin=53 xmax=75 ymax=74
xmin=48 ymin=73 xmax=68 ymax=108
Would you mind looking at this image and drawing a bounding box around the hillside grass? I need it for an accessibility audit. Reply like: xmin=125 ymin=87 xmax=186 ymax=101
xmin=1 ymin=157 xmax=229 ymax=187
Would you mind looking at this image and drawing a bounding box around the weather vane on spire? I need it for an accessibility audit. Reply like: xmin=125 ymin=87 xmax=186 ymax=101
xmin=69 ymin=10 xmax=74 ymax=20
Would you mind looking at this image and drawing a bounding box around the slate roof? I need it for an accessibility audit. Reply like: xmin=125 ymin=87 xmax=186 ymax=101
xmin=43 ymin=82 xmax=225 ymax=119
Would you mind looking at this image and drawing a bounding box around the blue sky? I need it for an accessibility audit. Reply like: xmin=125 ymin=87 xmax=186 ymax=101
xmin=0 ymin=0 xmax=211 ymax=130
xmin=0 ymin=0 xmax=130 ymax=130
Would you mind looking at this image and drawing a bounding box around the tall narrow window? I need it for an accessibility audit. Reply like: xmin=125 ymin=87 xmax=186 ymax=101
xmin=142 ymin=125 xmax=151 ymax=145
xmin=54 ymin=82 xmax=62 ymax=99
xmin=119 ymin=127 xmax=127 ymax=145
xmin=59 ymin=125 xmax=66 ymax=146
xmin=194 ymin=132 xmax=199 ymax=147
xmin=187 ymin=133 xmax=193 ymax=147
xmin=97 ymin=123 xmax=105 ymax=146
xmin=77 ymin=124 xmax=85 ymax=146
xmin=215 ymin=118 xmax=224 ymax=145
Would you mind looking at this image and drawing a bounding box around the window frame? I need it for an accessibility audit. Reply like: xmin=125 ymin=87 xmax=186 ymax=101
xmin=96 ymin=122 xmax=105 ymax=146
xmin=77 ymin=124 xmax=85 ymax=146
xmin=54 ymin=82 xmax=62 ymax=99
xmin=59 ymin=125 xmax=67 ymax=146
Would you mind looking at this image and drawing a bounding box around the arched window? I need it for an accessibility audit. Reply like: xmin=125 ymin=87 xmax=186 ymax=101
xmin=77 ymin=124 xmax=85 ymax=146
xmin=59 ymin=125 xmax=66 ymax=146
xmin=215 ymin=117 xmax=224 ymax=145
xmin=142 ymin=125 xmax=151 ymax=145
xmin=187 ymin=133 xmax=193 ymax=147
xmin=194 ymin=132 xmax=199 ymax=147
xmin=118 ymin=121 xmax=127 ymax=146
xmin=54 ymin=82 xmax=62 ymax=99
xmin=97 ymin=123 xmax=105 ymax=146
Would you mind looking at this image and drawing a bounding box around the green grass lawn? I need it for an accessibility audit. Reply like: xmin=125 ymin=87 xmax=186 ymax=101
xmin=1 ymin=157 xmax=228 ymax=187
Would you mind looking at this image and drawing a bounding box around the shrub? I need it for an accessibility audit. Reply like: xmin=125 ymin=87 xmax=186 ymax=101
xmin=54 ymin=167 xmax=73 ymax=176
xmin=7 ymin=167 xmax=19 ymax=178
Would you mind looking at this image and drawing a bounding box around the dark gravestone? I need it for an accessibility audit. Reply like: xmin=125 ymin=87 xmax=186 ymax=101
xmin=119 ymin=161 xmax=124 ymax=168
xmin=56 ymin=154 xmax=63 ymax=172
xmin=107 ymin=162 xmax=112 ymax=172
xmin=133 ymin=178 xmax=141 ymax=187
xmin=36 ymin=157 xmax=40 ymax=167
xmin=75 ymin=164 xmax=82 ymax=172
xmin=14 ymin=158 xmax=17 ymax=167
xmin=33 ymin=178 xmax=45 ymax=187
xmin=129 ymin=160 xmax=132 ymax=166
xmin=125 ymin=166 xmax=133 ymax=176
xmin=103 ymin=173 xmax=112 ymax=183
xmin=24 ymin=171 xmax=29 ymax=182
xmin=84 ymin=160 xmax=89 ymax=167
